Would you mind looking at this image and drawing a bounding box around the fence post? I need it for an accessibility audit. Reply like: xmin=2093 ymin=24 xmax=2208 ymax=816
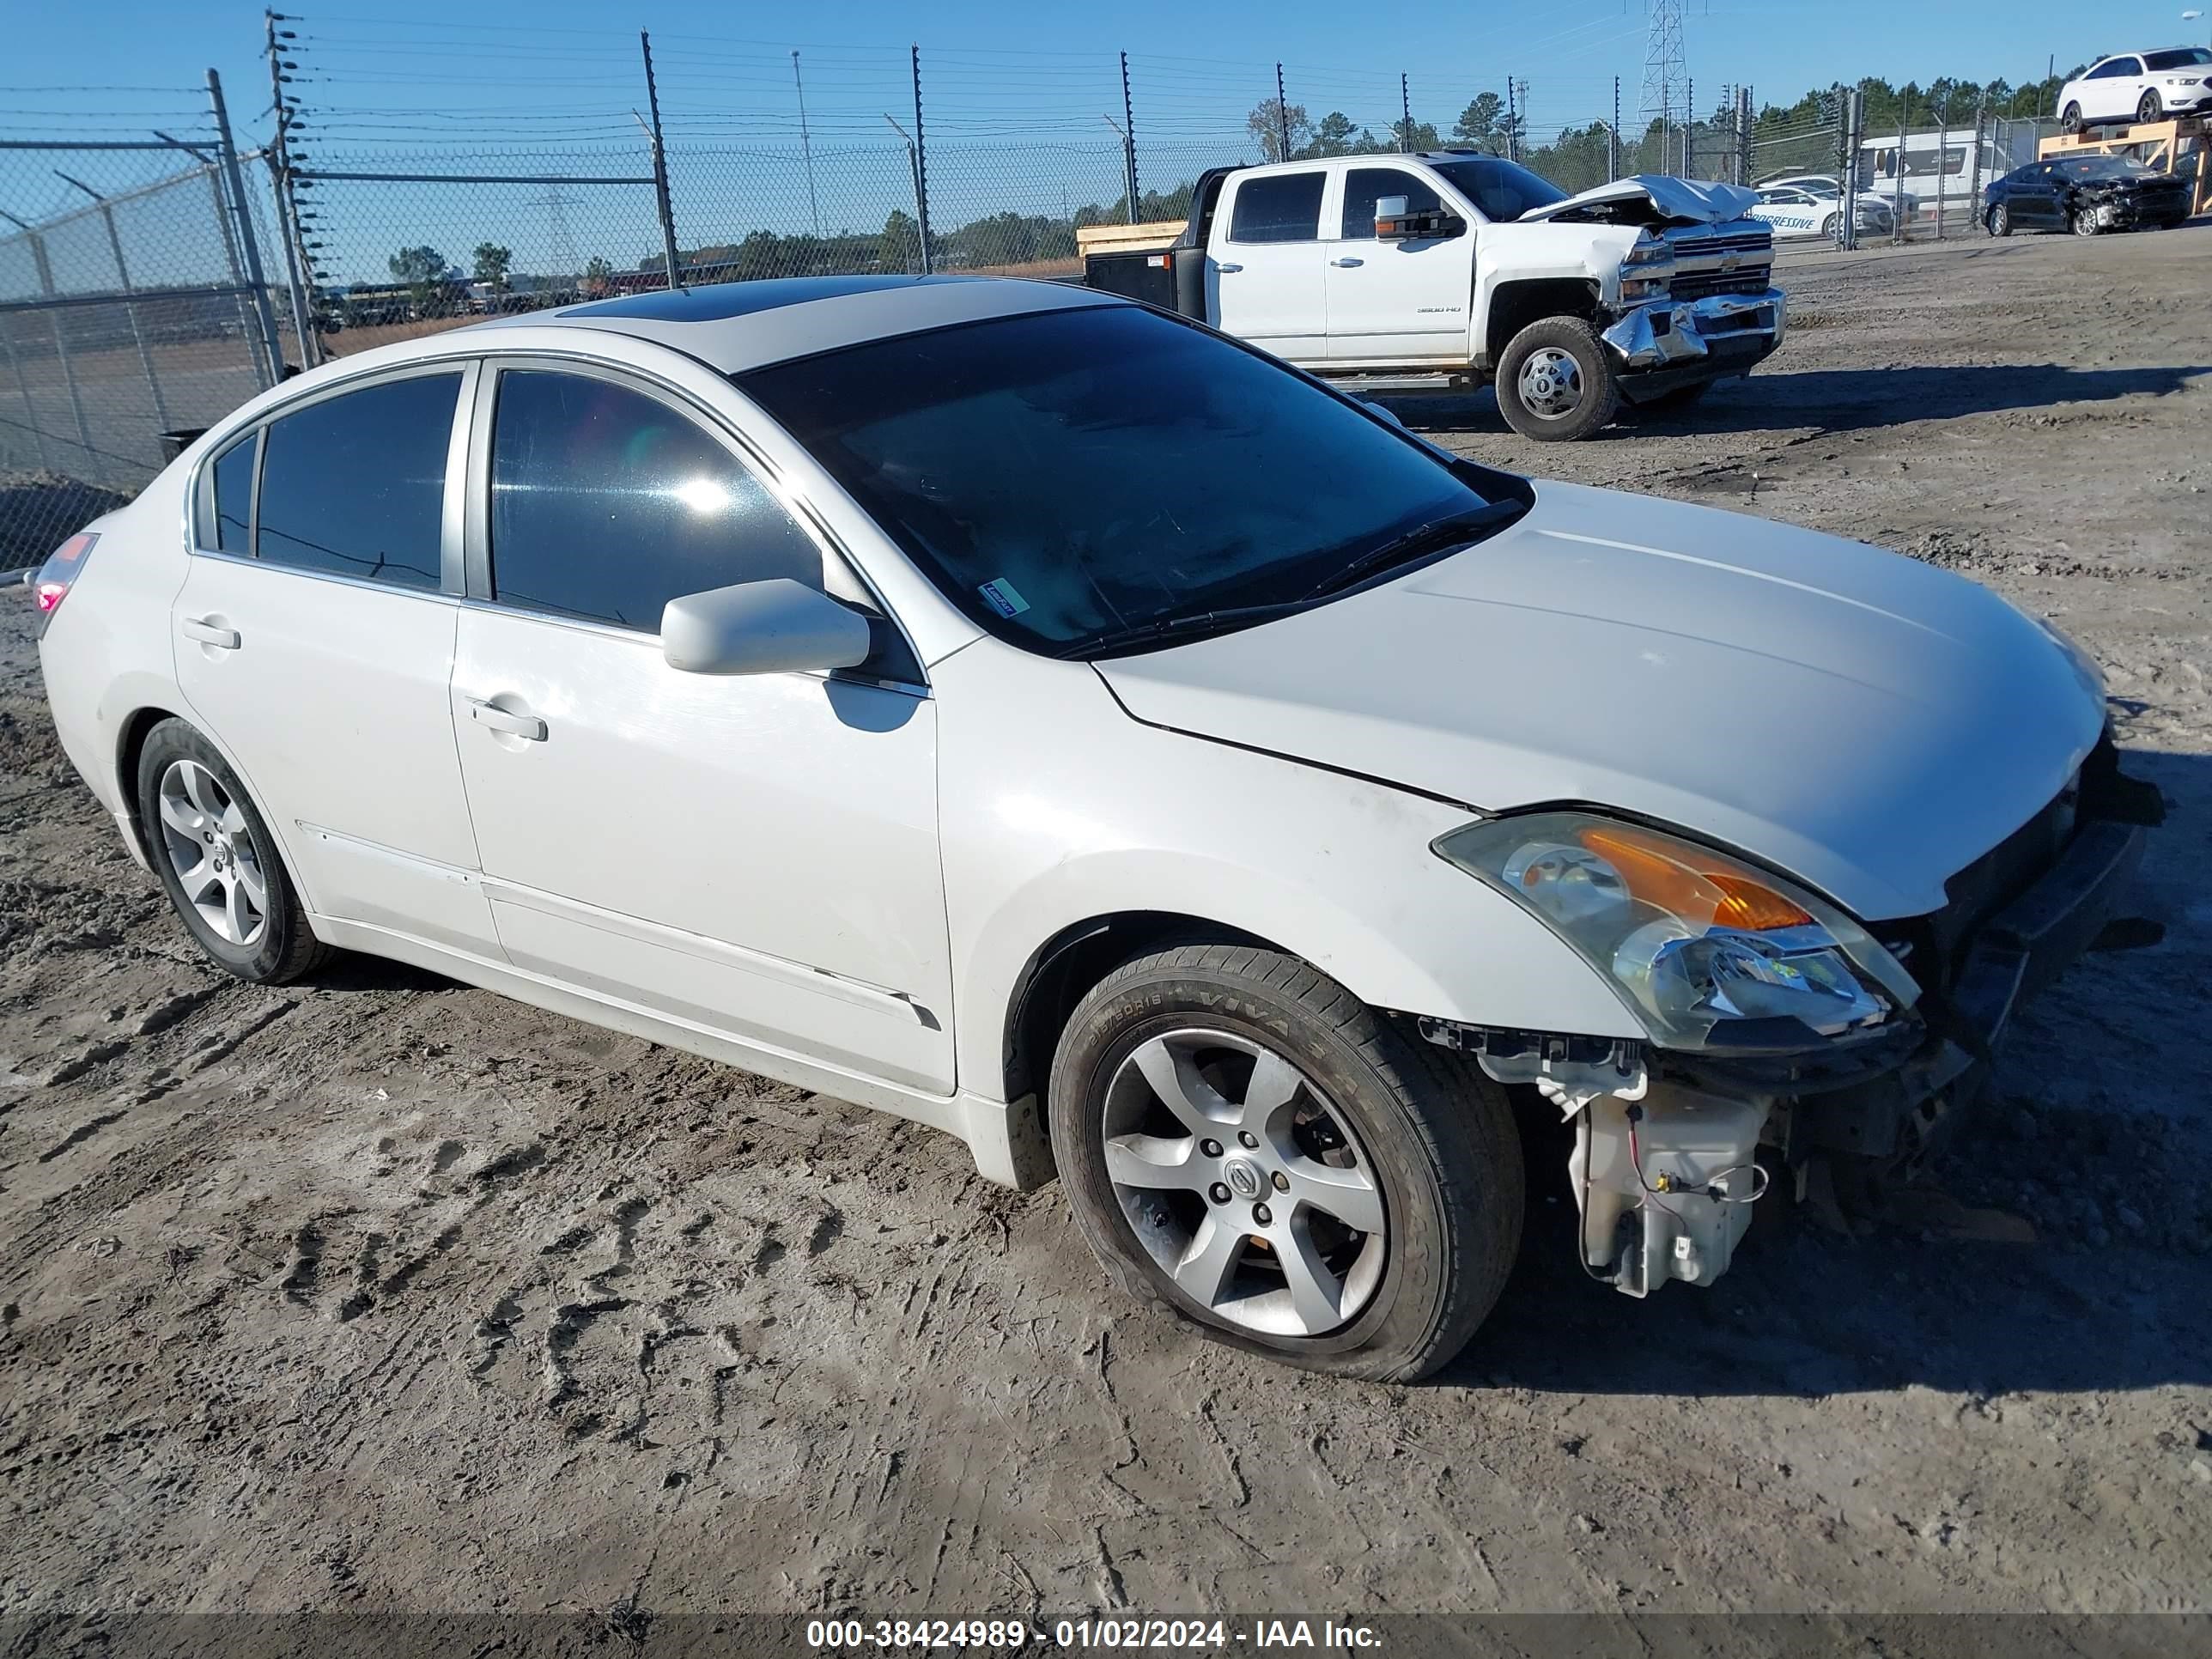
xmin=0 ymin=314 xmax=51 ymax=470
xmin=1505 ymin=77 xmax=1518 ymax=163
xmin=192 ymin=155 xmax=270 ymax=385
xmin=0 ymin=212 xmax=100 ymax=482
xmin=208 ymin=70 xmax=286 ymax=388
xmin=911 ymin=46 xmax=933 ymax=274
xmin=1121 ymin=52 xmax=1139 ymax=222
xmin=1274 ymin=64 xmax=1289 ymax=161
xmin=1895 ymin=99 xmax=1910 ymax=239
xmin=1970 ymin=102 xmax=1986 ymax=230
xmin=640 ymin=32 xmax=684 ymax=290
xmin=264 ymin=14 xmax=322 ymax=368
xmin=1840 ymin=88 xmax=1863 ymax=250
xmin=1934 ymin=104 xmax=1948 ymax=240
xmin=1610 ymin=78 xmax=1621 ymax=181
xmin=1400 ymin=74 xmax=1412 ymax=154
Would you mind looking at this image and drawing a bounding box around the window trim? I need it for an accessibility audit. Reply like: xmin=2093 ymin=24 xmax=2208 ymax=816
xmin=462 ymin=350 xmax=927 ymax=693
xmin=1224 ymin=167 xmax=1330 ymax=246
xmin=187 ymin=359 xmax=477 ymax=600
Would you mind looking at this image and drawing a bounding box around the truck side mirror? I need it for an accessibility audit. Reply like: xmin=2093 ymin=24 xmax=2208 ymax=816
xmin=1373 ymin=195 xmax=1413 ymax=239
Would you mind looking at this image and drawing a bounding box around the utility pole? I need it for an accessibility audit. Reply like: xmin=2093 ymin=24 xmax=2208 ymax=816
xmin=640 ymin=32 xmax=684 ymax=290
xmin=793 ymin=52 xmax=819 ymax=237
xmin=1121 ymin=52 xmax=1139 ymax=219
xmin=1275 ymin=63 xmax=1290 ymax=161
xmin=1505 ymin=77 xmax=1518 ymax=162
xmin=263 ymin=10 xmax=320 ymax=366
xmin=1401 ymin=74 xmax=1412 ymax=153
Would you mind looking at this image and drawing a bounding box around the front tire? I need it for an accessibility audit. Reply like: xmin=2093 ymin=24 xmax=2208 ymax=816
xmin=136 ymin=719 xmax=331 ymax=985
xmin=1986 ymin=203 xmax=2011 ymax=237
xmin=1048 ymin=945 xmax=1523 ymax=1382
xmin=1495 ymin=316 xmax=1619 ymax=442
xmin=2072 ymin=205 xmax=2101 ymax=238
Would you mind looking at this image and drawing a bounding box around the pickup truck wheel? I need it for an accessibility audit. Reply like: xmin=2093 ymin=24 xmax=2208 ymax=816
xmin=1496 ymin=318 xmax=1619 ymax=442
xmin=1048 ymin=945 xmax=1523 ymax=1382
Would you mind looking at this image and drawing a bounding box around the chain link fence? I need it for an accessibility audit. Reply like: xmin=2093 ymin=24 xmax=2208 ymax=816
xmin=1 ymin=91 xmax=301 ymax=566
xmin=0 ymin=33 xmax=2107 ymax=564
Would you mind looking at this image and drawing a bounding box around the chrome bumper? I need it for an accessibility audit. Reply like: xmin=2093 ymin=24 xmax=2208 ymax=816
xmin=1601 ymin=288 xmax=1787 ymax=373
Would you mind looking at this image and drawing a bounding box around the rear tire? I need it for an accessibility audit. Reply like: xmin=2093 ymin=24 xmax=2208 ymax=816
xmin=2063 ymin=100 xmax=2084 ymax=136
xmin=1495 ymin=316 xmax=1619 ymax=443
xmin=136 ymin=719 xmax=331 ymax=985
xmin=1048 ymin=945 xmax=1523 ymax=1382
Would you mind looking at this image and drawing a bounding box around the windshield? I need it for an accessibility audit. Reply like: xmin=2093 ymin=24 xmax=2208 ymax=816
xmin=1425 ymin=157 xmax=1570 ymax=222
xmin=2145 ymin=47 xmax=2212 ymax=70
xmin=739 ymin=304 xmax=1514 ymax=657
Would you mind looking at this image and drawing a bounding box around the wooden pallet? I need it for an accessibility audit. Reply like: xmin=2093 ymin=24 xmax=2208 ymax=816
xmin=1074 ymin=220 xmax=1182 ymax=257
xmin=2039 ymin=117 xmax=2211 ymax=214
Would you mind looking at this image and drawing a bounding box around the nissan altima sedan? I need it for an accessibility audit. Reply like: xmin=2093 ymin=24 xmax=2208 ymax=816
xmin=28 ymin=276 xmax=2155 ymax=1380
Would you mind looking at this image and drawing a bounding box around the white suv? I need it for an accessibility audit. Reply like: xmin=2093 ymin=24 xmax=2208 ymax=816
xmin=2059 ymin=47 xmax=2212 ymax=131
xmin=26 ymin=276 xmax=2152 ymax=1379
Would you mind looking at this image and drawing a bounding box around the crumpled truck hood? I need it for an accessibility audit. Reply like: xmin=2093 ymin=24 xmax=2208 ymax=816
xmin=1519 ymin=173 xmax=1761 ymax=226
xmin=1095 ymin=482 xmax=2105 ymax=921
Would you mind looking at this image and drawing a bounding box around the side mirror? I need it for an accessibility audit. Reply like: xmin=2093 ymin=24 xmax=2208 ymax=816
xmin=660 ymin=578 xmax=872 ymax=677
xmin=1373 ymin=194 xmax=1413 ymax=240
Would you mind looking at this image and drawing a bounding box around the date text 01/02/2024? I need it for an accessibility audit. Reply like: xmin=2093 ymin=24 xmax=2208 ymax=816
xmin=804 ymin=1619 xmax=1384 ymax=1649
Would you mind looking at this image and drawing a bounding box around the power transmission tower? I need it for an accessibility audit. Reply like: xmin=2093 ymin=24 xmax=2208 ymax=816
xmin=1639 ymin=0 xmax=1689 ymax=177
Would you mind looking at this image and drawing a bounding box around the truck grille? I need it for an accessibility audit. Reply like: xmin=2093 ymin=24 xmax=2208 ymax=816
xmin=1669 ymin=228 xmax=1772 ymax=260
xmin=1669 ymin=268 xmax=1773 ymax=301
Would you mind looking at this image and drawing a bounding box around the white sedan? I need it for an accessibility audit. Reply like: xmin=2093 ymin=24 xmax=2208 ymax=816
xmin=1749 ymin=185 xmax=1894 ymax=241
xmin=27 ymin=276 xmax=2152 ymax=1379
xmin=2058 ymin=46 xmax=2212 ymax=131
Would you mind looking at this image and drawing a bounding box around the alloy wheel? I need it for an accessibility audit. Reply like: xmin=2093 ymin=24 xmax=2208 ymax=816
xmin=156 ymin=758 xmax=269 ymax=948
xmin=1516 ymin=347 xmax=1584 ymax=420
xmin=1101 ymin=1029 xmax=1386 ymax=1337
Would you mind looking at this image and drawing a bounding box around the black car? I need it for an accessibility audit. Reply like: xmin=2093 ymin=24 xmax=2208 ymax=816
xmin=1984 ymin=155 xmax=2194 ymax=237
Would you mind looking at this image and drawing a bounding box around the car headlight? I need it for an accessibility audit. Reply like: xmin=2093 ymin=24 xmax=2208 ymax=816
xmin=1620 ymin=273 xmax=1669 ymax=302
xmin=1622 ymin=233 xmax=1672 ymax=269
xmin=1434 ymin=812 xmax=1918 ymax=1051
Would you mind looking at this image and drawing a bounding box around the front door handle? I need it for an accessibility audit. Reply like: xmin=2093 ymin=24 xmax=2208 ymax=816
xmin=1330 ymin=256 xmax=1364 ymax=268
xmin=1216 ymin=262 xmax=1244 ymax=273
xmin=469 ymin=700 xmax=547 ymax=742
xmin=180 ymin=617 xmax=240 ymax=649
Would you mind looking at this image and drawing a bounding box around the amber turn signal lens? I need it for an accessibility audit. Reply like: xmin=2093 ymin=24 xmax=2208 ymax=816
xmin=1578 ymin=824 xmax=1813 ymax=932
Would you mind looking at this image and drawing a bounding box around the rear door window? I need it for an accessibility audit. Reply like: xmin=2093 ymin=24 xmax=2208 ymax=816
xmin=254 ymin=373 xmax=459 ymax=591
xmin=485 ymin=368 xmax=826 ymax=632
xmin=1228 ymin=172 xmax=1327 ymax=244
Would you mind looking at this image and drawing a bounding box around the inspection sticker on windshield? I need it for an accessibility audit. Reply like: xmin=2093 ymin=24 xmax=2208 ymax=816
xmin=978 ymin=578 xmax=1030 ymax=618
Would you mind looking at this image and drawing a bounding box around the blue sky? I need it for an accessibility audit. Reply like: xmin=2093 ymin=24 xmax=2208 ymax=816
xmin=5 ymin=0 xmax=2202 ymax=283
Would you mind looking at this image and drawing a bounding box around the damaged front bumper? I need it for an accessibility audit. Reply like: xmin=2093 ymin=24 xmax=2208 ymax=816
xmin=1419 ymin=750 xmax=2156 ymax=1298
xmin=1601 ymin=289 xmax=1787 ymax=399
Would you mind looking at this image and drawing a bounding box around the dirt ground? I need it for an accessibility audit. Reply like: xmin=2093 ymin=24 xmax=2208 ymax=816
xmin=2 ymin=225 xmax=2209 ymax=1627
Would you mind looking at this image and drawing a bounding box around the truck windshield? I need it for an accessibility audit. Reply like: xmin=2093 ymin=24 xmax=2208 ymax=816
xmin=1424 ymin=157 xmax=1570 ymax=222
xmin=739 ymin=304 xmax=1517 ymax=658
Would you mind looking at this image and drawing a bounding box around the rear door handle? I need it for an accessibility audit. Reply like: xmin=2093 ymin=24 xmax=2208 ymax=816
xmin=1216 ymin=262 xmax=1244 ymax=273
xmin=1330 ymin=257 xmax=1364 ymax=268
xmin=180 ymin=617 xmax=240 ymax=649
xmin=468 ymin=700 xmax=547 ymax=742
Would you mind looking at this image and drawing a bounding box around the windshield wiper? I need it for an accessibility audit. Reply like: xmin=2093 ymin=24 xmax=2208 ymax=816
xmin=1302 ymin=500 xmax=1525 ymax=600
xmin=1051 ymin=599 xmax=1316 ymax=660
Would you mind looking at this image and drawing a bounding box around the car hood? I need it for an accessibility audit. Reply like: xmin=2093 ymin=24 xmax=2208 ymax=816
xmin=1518 ymin=173 xmax=1760 ymax=226
xmin=1094 ymin=482 xmax=2105 ymax=921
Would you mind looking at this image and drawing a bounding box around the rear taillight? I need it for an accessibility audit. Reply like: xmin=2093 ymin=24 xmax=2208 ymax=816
xmin=32 ymin=532 xmax=98 ymax=638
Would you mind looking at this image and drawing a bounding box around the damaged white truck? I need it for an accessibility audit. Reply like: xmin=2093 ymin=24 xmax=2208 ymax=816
xmin=1081 ymin=155 xmax=1784 ymax=440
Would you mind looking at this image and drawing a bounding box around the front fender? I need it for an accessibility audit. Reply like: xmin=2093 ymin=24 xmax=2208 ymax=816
xmin=933 ymin=643 xmax=1641 ymax=1103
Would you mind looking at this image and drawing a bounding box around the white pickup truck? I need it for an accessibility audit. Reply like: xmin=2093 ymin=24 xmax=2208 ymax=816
xmin=1082 ymin=153 xmax=1785 ymax=441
